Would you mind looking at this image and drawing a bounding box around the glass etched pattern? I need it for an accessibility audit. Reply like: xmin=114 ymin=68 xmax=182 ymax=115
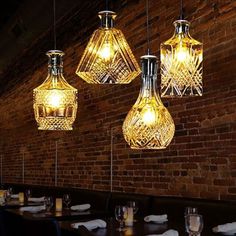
xmin=161 ymin=20 xmax=203 ymax=97
xmin=33 ymin=50 xmax=77 ymax=130
xmin=123 ymin=55 xmax=175 ymax=149
xmin=76 ymin=11 xmax=141 ymax=84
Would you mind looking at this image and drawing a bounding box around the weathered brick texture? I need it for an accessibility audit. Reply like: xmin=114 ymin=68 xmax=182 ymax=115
xmin=0 ymin=0 xmax=236 ymax=200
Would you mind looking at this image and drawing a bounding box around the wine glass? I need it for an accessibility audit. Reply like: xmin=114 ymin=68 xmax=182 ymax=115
xmin=185 ymin=214 xmax=203 ymax=236
xmin=115 ymin=205 xmax=128 ymax=232
xmin=44 ymin=196 xmax=53 ymax=212
xmin=63 ymin=194 xmax=71 ymax=209
xmin=25 ymin=189 xmax=32 ymax=202
xmin=5 ymin=189 xmax=11 ymax=202
xmin=185 ymin=207 xmax=198 ymax=216
xmin=127 ymin=201 xmax=138 ymax=221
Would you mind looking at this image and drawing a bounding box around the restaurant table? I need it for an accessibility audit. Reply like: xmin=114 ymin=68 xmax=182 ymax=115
xmin=0 ymin=200 xmax=41 ymax=209
xmin=59 ymin=216 xmax=221 ymax=236
xmin=5 ymin=208 xmax=108 ymax=221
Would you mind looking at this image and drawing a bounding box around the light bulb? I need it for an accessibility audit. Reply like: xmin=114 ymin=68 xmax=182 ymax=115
xmin=99 ymin=41 xmax=115 ymax=62
xmin=33 ymin=50 xmax=78 ymax=130
xmin=76 ymin=11 xmax=141 ymax=84
xmin=123 ymin=55 xmax=175 ymax=149
xmin=176 ymin=45 xmax=189 ymax=62
xmin=47 ymin=90 xmax=63 ymax=109
xmin=142 ymin=106 xmax=156 ymax=125
xmin=160 ymin=19 xmax=203 ymax=97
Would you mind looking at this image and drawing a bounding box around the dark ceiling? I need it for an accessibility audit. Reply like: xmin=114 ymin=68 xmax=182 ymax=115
xmin=0 ymin=0 xmax=81 ymax=74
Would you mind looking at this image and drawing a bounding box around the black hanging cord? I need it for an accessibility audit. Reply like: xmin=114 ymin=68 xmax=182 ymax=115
xmin=146 ymin=0 xmax=150 ymax=54
xmin=180 ymin=0 xmax=184 ymax=20
xmin=53 ymin=0 xmax=57 ymax=50
xmin=106 ymin=0 xmax=109 ymax=10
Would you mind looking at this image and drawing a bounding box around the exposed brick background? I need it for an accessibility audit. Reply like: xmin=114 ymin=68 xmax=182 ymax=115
xmin=0 ymin=0 xmax=236 ymax=200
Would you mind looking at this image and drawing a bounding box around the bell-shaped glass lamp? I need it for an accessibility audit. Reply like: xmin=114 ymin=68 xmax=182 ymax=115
xmin=122 ymin=55 xmax=175 ymax=149
xmin=160 ymin=20 xmax=203 ymax=97
xmin=33 ymin=50 xmax=78 ymax=130
xmin=76 ymin=11 xmax=141 ymax=84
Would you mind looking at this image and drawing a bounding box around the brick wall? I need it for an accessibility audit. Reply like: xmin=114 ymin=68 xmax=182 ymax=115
xmin=0 ymin=0 xmax=236 ymax=200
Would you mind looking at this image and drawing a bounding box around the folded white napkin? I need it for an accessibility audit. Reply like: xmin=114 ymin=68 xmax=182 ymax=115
xmin=146 ymin=229 xmax=179 ymax=236
xmin=19 ymin=205 xmax=46 ymax=213
xmin=71 ymin=219 xmax=106 ymax=230
xmin=71 ymin=204 xmax=91 ymax=211
xmin=213 ymin=222 xmax=236 ymax=233
xmin=11 ymin=194 xmax=19 ymax=199
xmin=144 ymin=214 xmax=168 ymax=223
xmin=28 ymin=197 xmax=45 ymax=202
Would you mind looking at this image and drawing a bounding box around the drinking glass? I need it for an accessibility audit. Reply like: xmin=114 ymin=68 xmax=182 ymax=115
xmin=115 ymin=205 xmax=128 ymax=232
xmin=25 ymin=189 xmax=32 ymax=202
xmin=185 ymin=207 xmax=198 ymax=216
xmin=44 ymin=196 xmax=53 ymax=212
xmin=127 ymin=201 xmax=138 ymax=221
xmin=63 ymin=194 xmax=71 ymax=209
xmin=185 ymin=214 xmax=203 ymax=236
xmin=5 ymin=189 xmax=11 ymax=202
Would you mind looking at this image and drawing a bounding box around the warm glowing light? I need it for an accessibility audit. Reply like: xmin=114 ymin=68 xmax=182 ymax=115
xmin=76 ymin=11 xmax=141 ymax=84
xmin=123 ymin=55 xmax=175 ymax=149
xmin=160 ymin=20 xmax=203 ymax=97
xmin=142 ymin=106 xmax=156 ymax=125
xmin=175 ymin=45 xmax=189 ymax=62
xmin=47 ymin=90 xmax=63 ymax=109
xmin=33 ymin=50 xmax=77 ymax=130
xmin=99 ymin=41 xmax=115 ymax=62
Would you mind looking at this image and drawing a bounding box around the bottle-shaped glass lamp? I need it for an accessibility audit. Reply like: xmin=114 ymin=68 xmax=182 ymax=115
xmin=122 ymin=55 xmax=175 ymax=149
xmin=76 ymin=11 xmax=141 ymax=84
xmin=160 ymin=20 xmax=203 ymax=97
xmin=33 ymin=50 xmax=78 ymax=130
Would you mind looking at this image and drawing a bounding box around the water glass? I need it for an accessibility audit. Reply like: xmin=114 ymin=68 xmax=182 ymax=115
xmin=185 ymin=207 xmax=198 ymax=216
xmin=185 ymin=214 xmax=203 ymax=236
xmin=127 ymin=201 xmax=138 ymax=221
xmin=63 ymin=194 xmax=71 ymax=209
xmin=115 ymin=205 xmax=128 ymax=231
xmin=44 ymin=196 xmax=53 ymax=212
xmin=25 ymin=189 xmax=32 ymax=201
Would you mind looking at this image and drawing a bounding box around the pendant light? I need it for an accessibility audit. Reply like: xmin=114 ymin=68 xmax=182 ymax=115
xmin=160 ymin=0 xmax=203 ymax=97
xmin=33 ymin=0 xmax=78 ymax=130
xmin=122 ymin=0 xmax=175 ymax=149
xmin=76 ymin=0 xmax=141 ymax=84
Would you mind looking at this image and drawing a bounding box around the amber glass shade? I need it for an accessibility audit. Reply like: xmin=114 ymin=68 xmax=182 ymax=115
xmin=33 ymin=50 xmax=77 ymax=130
xmin=76 ymin=11 xmax=141 ymax=84
xmin=122 ymin=55 xmax=175 ymax=149
xmin=161 ymin=20 xmax=203 ymax=97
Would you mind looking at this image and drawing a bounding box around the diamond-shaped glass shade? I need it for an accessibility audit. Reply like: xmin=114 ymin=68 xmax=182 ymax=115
xmin=33 ymin=50 xmax=78 ymax=130
xmin=122 ymin=55 xmax=175 ymax=149
xmin=76 ymin=11 xmax=141 ymax=84
xmin=161 ymin=20 xmax=203 ymax=97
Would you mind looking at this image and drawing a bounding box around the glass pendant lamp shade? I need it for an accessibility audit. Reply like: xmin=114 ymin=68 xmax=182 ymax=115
xmin=122 ymin=55 xmax=175 ymax=149
xmin=160 ymin=20 xmax=203 ymax=97
xmin=33 ymin=50 xmax=78 ymax=130
xmin=76 ymin=11 xmax=141 ymax=84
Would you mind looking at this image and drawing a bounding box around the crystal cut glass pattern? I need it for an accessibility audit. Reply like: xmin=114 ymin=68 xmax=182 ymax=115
xmin=76 ymin=11 xmax=141 ymax=84
xmin=33 ymin=50 xmax=77 ymax=130
xmin=122 ymin=55 xmax=175 ymax=149
xmin=161 ymin=20 xmax=203 ymax=97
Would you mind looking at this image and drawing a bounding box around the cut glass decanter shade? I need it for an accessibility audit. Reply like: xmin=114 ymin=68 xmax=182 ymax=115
xmin=33 ymin=50 xmax=78 ymax=130
xmin=122 ymin=55 xmax=175 ymax=149
xmin=161 ymin=20 xmax=203 ymax=97
xmin=76 ymin=11 xmax=141 ymax=84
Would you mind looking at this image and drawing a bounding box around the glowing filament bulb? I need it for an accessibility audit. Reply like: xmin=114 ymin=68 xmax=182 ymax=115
xmin=176 ymin=44 xmax=189 ymax=62
xmin=47 ymin=90 xmax=63 ymax=109
xmin=99 ymin=41 xmax=115 ymax=62
xmin=142 ymin=106 xmax=156 ymax=125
